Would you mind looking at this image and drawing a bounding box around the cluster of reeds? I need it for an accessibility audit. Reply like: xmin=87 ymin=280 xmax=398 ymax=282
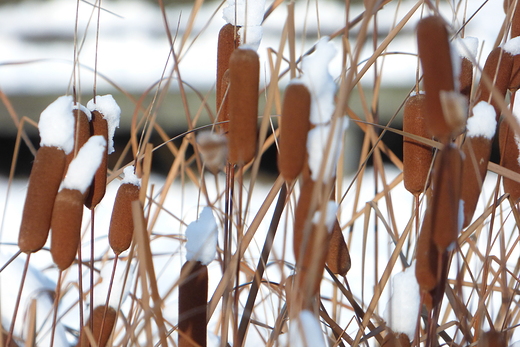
xmin=5 ymin=0 xmax=520 ymax=346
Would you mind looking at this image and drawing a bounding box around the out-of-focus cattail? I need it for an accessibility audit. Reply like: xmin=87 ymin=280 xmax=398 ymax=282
xmin=460 ymin=101 xmax=498 ymax=227
xmin=480 ymin=330 xmax=507 ymax=347
xmin=278 ymin=82 xmax=311 ymax=182
xmin=325 ymin=219 xmax=350 ymax=276
xmin=77 ymin=305 xmax=116 ymax=347
xmin=217 ymin=24 xmax=240 ymax=134
xmin=19 ymin=96 xmax=75 ymax=253
xmin=108 ymin=167 xmax=141 ymax=255
xmin=381 ymin=331 xmax=411 ymax=347
xmin=477 ymin=46 xmax=514 ymax=116
xmin=50 ymin=188 xmax=84 ymax=270
xmin=459 ymin=57 xmax=474 ymax=98
xmin=178 ymin=261 xmax=208 ymax=347
xmin=499 ymin=116 xmax=520 ymax=202
xmin=415 ymin=209 xmax=439 ymax=294
xmin=196 ymin=131 xmax=228 ymax=174
xmin=51 ymin=135 xmax=106 ymax=270
xmin=402 ymin=93 xmax=432 ymax=196
xmin=228 ymin=48 xmax=260 ymax=165
xmin=19 ymin=146 xmax=66 ymax=253
xmin=430 ymin=145 xmax=463 ymax=251
xmin=84 ymin=111 xmax=108 ymax=209
xmin=416 ymin=15 xmax=456 ymax=142
xmin=507 ymin=0 xmax=520 ymax=90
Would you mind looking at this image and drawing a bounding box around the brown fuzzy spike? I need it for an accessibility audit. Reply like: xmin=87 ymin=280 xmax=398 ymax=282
xmin=415 ymin=208 xmax=439 ymax=293
xmin=65 ymin=108 xmax=92 ymax=174
xmin=402 ymin=93 xmax=433 ymax=196
xmin=77 ymin=305 xmax=116 ymax=347
xmin=416 ymin=15 xmax=455 ymax=141
xmin=109 ymin=183 xmax=140 ymax=255
xmin=430 ymin=145 xmax=463 ymax=251
xmin=480 ymin=330 xmax=507 ymax=347
xmin=459 ymin=57 xmax=474 ymax=98
xmin=85 ymin=111 xmax=109 ymax=209
xmin=228 ymin=48 xmax=260 ymax=165
xmin=50 ymin=188 xmax=84 ymax=270
xmin=477 ymin=47 xmax=513 ymax=115
xmin=499 ymin=117 xmax=520 ymax=202
xmin=325 ymin=219 xmax=351 ymax=276
xmin=381 ymin=331 xmax=411 ymax=347
xmin=460 ymin=135 xmax=494 ymax=228
xmin=179 ymin=261 xmax=208 ymax=347
xmin=19 ymin=146 xmax=66 ymax=253
xmin=278 ymin=83 xmax=311 ymax=182
xmin=217 ymin=24 xmax=240 ymax=134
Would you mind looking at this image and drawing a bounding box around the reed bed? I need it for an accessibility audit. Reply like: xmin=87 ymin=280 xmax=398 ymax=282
xmin=3 ymin=0 xmax=520 ymax=346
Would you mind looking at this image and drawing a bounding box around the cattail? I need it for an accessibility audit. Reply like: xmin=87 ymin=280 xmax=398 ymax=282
xmin=430 ymin=145 xmax=463 ymax=251
xmin=416 ymin=15 xmax=456 ymax=141
xmin=325 ymin=219 xmax=350 ymax=276
xmin=499 ymin=115 xmax=520 ymax=202
xmin=402 ymin=93 xmax=432 ymax=196
xmin=507 ymin=0 xmax=520 ymax=90
xmin=65 ymin=104 xmax=92 ymax=173
xmin=460 ymin=101 xmax=497 ymax=227
xmin=415 ymin=208 xmax=439 ymax=294
xmin=108 ymin=166 xmax=141 ymax=255
xmin=196 ymin=131 xmax=228 ymax=174
xmin=77 ymin=305 xmax=116 ymax=347
xmin=477 ymin=46 xmax=514 ymax=116
xmin=480 ymin=330 xmax=507 ymax=347
xmin=51 ymin=136 xmax=106 ymax=270
xmin=459 ymin=57 xmax=474 ymax=98
xmin=178 ymin=261 xmax=208 ymax=347
xmin=85 ymin=95 xmax=121 ymax=209
xmin=19 ymin=96 xmax=75 ymax=253
xmin=228 ymin=48 xmax=260 ymax=165
xmin=381 ymin=331 xmax=411 ymax=347
xmin=216 ymin=24 xmax=240 ymax=134
xmin=278 ymin=82 xmax=311 ymax=182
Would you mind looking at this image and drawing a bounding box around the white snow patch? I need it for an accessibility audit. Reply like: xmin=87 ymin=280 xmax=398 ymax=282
xmin=450 ymin=41 xmax=462 ymax=91
xmin=185 ymin=207 xmax=218 ymax=265
xmin=467 ymin=101 xmax=497 ymax=139
xmin=73 ymin=102 xmax=92 ymax=121
xmin=38 ymin=95 xmax=75 ymax=154
xmin=307 ymin=117 xmax=348 ymax=182
xmin=312 ymin=201 xmax=338 ymax=232
xmin=502 ymin=36 xmax=520 ymax=55
xmin=62 ymin=136 xmax=107 ymax=194
xmin=121 ymin=165 xmax=140 ymax=187
xmin=289 ymin=310 xmax=326 ymax=347
xmin=238 ymin=26 xmax=263 ymax=51
xmin=512 ymin=101 xmax=520 ymax=166
xmin=458 ymin=199 xmax=465 ymax=231
xmin=383 ymin=261 xmax=420 ymax=340
xmin=301 ymin=37 xmax=337 ymax=125
xmin=454 ymin=37 xmax=479 ymax=60
xmin=223 ymin=0 xmax=265 ymax=27
xmin=409 ymin=90 xmax=425 ymax=97
xmin=87 ymin=95 xmax=121 ymax=154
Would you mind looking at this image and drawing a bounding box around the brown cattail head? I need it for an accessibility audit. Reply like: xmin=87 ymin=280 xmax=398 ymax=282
xmin=416 ymin=15 xmax=456 ymax=141
xmin=430 ymin=145 xmax=463 ymax=251
xmin=459 ymin=57 xmax=474 ymax=98
xmin=477 ymin=47 xmax=514 ymax=115
xmin=217 ymin=24 xmax=240 ymax=134
xmin=381 ymin=331 xmax=411 ymax=347
xmin=218 ymin=70 xmax=231 ymax=134
xmin=480 ymin=330 xmax=507 ymax=347
xmin=325 ymin=219 xmax=350 ymax=276
xmin=85 ymin=111 xmax=109 ymax=209
xmin=278 ymin=82 xmax=311 ymax=182
xmin=179 ymin=261 xmax=208 ymax=347
xmin=77 ymin=305 xmax=117 ymax=347
xmin=65 ymin=107 xmax=92 ymax=174
xmin=509 ymin=0 xmax=520 ymax=90
xmin=50 ymin=188 xmax=84 ymax=271
xmin=19 ymin=146 xmax=66 ymax=253
xmin=228 ymin=48 xmax=260 ymax=165
xmin=402 ymin=93 xmax=433 ymax=196
xmin=499 ymin=116 xmax=520 ymax=202
xmin=415 ymin=208 xmax=439 ymax=293
xmin=109 ymin=182 xmax=140 ymax=255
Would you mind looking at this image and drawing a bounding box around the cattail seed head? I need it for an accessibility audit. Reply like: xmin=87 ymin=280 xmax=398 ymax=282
xmin=228 ymin=48 xmax=260 ymax=165
xmin=85 ymin=111 xmax=109 ymax=209
xmin=325 ymin=218 xmax=350 ymax=276
xmin=278 ymin=82 xmax=311 ymax=182
xmin=109 ymin=182 xmax=140 ymax=255
xmin=65 ymin=107 xmax=92 ymax=173
xmin=19 ymin=146 xmax=66 ymax=253
xmin=499 ymin=116 xmax=520 ymax=202
xmin=402 ymin=93 xmax=432 ymax=196
xmin=77 ymin=305 xmax=116 ymax=347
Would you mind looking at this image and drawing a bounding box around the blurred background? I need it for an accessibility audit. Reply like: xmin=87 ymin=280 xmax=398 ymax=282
xmin=0 ymin=0 xmax=505 ymax=176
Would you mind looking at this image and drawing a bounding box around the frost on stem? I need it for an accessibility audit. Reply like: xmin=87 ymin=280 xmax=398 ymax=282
xmin=185 ymin=207 xmax=218 ymax=265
